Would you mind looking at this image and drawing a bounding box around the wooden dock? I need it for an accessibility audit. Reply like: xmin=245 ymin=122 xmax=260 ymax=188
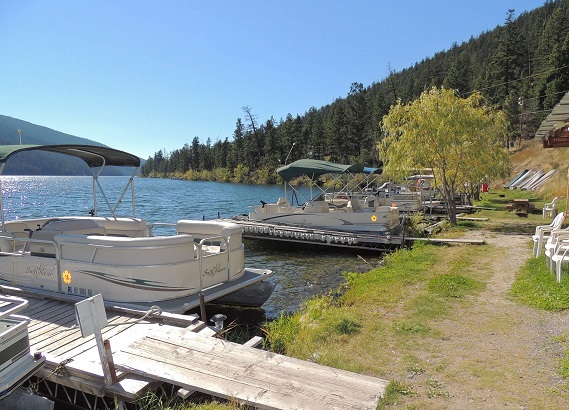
xmin=11 ymin=287 xmax=209 ymax=405
xmin=2 ymin=287 xmax=387 ymax=409
xmin=114 ymin=327 xmax=387 ymax=410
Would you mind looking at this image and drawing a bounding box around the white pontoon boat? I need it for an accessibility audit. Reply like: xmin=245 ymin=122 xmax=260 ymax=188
xmin=0 ymin=145 xmax=274 ymax=312
xmin=248 ymin=159 xmax=401 ymax=234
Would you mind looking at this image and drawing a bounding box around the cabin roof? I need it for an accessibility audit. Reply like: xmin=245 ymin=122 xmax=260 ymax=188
xmin=0 ymin=144 xmax=141 ymax=168
xmin=538 ymin=91 xmax=569 ymax=147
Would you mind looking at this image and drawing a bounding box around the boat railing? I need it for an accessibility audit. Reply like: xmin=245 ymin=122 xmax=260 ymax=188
xmin=0 ymin=295 xmax=29 ymax=319
xmin=0 ymin=235 xmax=57 ymax=256
xmin=147 ymin=222 xmax=176 ymax=236
xmin=196 ymin=235 xmax=232 ymax=289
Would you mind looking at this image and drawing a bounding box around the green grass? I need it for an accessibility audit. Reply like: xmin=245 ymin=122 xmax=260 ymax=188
xmin=510 ymin=255 xmax=569 ymax=310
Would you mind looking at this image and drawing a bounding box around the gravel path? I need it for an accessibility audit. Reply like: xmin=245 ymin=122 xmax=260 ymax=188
xmin=402 ymin=231 xmax=569 ymax=409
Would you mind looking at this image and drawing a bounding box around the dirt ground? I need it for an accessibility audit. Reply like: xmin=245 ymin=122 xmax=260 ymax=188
xmin=398 ymin=231 xmax=569 ymax=409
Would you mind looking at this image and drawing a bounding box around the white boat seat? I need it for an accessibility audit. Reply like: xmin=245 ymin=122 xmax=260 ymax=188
xmin=85 ymin=217 xmax=148 ymax=237
xmin=56 ymin=233 xmax=196 ymax=265
xmin=347 ymin=199 xmax=363 ymax=212
xmin=304 ymin=201 xmax=329 ymax=213
xmin=0 ymin=233 xmax=15 ymax=253
xmin=176 ymin=220 xmax=242 ymax=250
xmin=262 ymin=204 xmax=280 ymax=213
xmin=29 ymin=219 xmax=107 ymax=257
xmin=277 ymin=197 xmax=290 ymax=207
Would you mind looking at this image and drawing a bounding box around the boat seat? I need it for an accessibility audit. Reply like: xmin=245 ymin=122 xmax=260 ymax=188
xmin=347 ymin=199 xmax=363 ymax=212
xmin=29 ymin=219 xmax=107 ymax=257
xmin=262 ymin=204 xmax=280 ymax=213
xmin=304 ymin=201 xmax=329 ymax=213
xmin=84 ymin=217 xmax=148 ymax=237
xmin=0 ymin=233 xmax=15 ymax=253
xmin=56 ymin=233 xmax=196 ymax=265
xmin=176 ymin=220 xmax=242 ymax=251
xmin=277 ymin=197 xmax=290 ymax=207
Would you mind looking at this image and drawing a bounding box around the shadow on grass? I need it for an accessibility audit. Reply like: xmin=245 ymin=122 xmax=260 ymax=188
xmin=487 ymin=224 xmax=536 ymax=235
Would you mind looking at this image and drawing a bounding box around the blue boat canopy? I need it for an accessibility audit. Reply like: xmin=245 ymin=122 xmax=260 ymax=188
xmin=0 ymin=144 xmax=141 ymax=168
xmin=277 ymin=159 xmax=365 ymax=182
xmin=363 ymin=167 xmax=383 ymax=175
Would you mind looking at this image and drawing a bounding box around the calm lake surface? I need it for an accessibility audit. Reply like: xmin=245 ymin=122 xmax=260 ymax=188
xmin=0 ymin=176 xmax=384 ymax=320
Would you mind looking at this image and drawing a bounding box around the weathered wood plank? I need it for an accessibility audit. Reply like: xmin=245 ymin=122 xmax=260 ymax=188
xmin=114 ymin=328 xmax=387 ymax=410
xmin=47 ymin=314 xmax=139 ymax=357
xmin=28 ymin=305 xmax=76 ymax=331
xmin=31 ymin=313 xmax=124 ymax=353
xmin=61 ymin=319 xmax=163 ymax=362
xmin=21 ymin=298 xmax=54 ymax=314
xmin=243 ymin=336 xmax=263 ymax=348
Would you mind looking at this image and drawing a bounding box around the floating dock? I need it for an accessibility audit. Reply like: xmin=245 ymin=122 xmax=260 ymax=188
xmin=223 ymin=218 xmax=485 ymax=250
xmin=1 ymin=287 xmax=387 ymax=409
xmin=223 ymin=218 xmax=404 ymax=252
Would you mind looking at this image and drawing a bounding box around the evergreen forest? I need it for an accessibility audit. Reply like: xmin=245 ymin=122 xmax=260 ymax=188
xmin=141 ymin=1 xmax=569 ymax=183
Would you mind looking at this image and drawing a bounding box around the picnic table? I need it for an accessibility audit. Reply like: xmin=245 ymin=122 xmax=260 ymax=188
xmin=506 ymin=198 xmax=535 ymax=217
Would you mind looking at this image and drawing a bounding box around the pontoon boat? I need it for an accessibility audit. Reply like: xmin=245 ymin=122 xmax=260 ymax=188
xmin=248 ymin=159 xmax=401 ymax=234
xmin=0 ymin=145 xmax=274 ymax=312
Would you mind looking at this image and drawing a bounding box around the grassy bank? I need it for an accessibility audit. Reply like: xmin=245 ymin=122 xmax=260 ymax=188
xmin=150 ymin=188 xmax=569 ymax=409
xmin=261 ymin=189 xmax=569 ymax=408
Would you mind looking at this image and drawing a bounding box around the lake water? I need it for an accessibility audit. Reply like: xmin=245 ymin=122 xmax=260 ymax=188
xmin=0 ymin=176 xmax=384 ymax=320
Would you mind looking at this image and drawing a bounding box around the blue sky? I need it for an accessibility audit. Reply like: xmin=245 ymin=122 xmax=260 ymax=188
xmin=0 ymin=1 xmax=547 ymax=159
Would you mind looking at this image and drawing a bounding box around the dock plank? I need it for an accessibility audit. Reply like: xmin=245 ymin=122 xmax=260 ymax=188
xmin=114 ymin=327 xmax=387 ymax=410
xmin=46 ymin=314 xmax=137 ymax=357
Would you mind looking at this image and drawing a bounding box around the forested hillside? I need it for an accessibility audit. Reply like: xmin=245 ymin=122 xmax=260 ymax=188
xmin=141 ymin=0 xmax=569 ymax=184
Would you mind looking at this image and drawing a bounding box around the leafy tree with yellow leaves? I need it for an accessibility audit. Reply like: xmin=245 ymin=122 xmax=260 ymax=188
xmin=380 ymin=87 xmax=510 ymax=225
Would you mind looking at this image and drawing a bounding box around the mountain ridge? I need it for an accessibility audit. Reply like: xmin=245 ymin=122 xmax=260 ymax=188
xmin=0 ymin=115 xmax=140 ymax=176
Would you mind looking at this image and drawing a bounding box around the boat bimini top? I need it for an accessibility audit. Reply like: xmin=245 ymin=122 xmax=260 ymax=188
xmin=276 ymin=159 xmax=364 ymax=182
xmin=276 ymin=159 xmax=384 ymax=204
xmin=0 ymin=144 xmax=141 ymax=228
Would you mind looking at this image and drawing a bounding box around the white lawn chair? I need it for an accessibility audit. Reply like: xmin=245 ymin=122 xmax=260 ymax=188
xmin=544 ymin=228 xmax=569 ymax=272
xmin=551 ymin=243 xmax=569 ymax=282
xmin=543 ymin=197 xmax=559 ymax=219
xmin=532 ymin=212 xmax=565 ymax=257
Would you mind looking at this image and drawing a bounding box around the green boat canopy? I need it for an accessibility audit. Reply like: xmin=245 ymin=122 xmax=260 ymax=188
xmin=277 ymin=159 xmax=365 ymax=182
xmin=0 ymin=144 xmax=141 ymax=168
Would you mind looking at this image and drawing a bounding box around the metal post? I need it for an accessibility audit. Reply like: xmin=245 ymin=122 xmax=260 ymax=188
xmin=199 ymin=293 xmax=207 ymax=324
xmin=103 ymin=339 xmax=118 ymax=384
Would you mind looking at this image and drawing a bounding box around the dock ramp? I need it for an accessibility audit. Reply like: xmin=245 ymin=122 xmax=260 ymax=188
xmin=113 ymin=327 xmax=388 ymax=410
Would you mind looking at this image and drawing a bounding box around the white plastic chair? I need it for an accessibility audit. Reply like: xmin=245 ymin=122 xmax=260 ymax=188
xmin=532 ymin=212 xmax=565 ymax=257
xmin=544 ymin=228 xmax=569 ymax=272
xmin=551 ymin=243 xmax=569 ymax=282
xmin=543 ymin=197 xmax=559 ymax=219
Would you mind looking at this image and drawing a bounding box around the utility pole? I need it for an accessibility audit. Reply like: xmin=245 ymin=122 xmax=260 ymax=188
xmin=17 ymin=129 xmax=22 ymax=144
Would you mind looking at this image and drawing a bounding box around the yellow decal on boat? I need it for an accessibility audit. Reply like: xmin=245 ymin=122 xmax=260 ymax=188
xmin=371 ymin=215 xmax=377 ymax=222
xmin=63 ymin=270 xmax=72 ymax=284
